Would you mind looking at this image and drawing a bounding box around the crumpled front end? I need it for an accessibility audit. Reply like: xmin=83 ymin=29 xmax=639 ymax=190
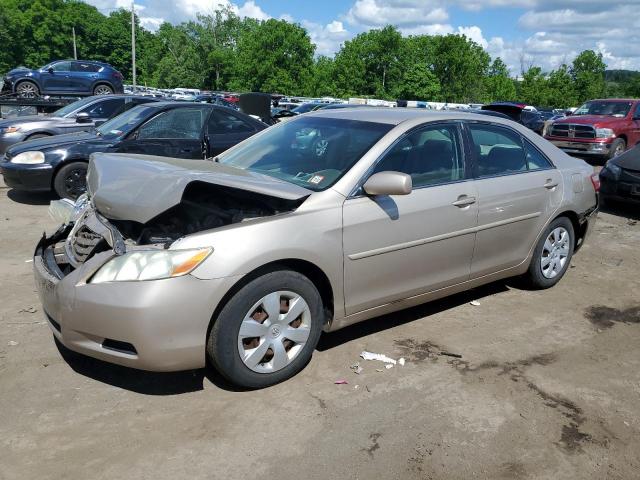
xmin=34 ymin=196 xmax=239 ymax=371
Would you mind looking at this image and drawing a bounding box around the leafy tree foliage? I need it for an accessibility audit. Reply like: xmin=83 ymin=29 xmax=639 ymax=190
xmin=571 ymin=50 xmax=607 ymax=103
xmin=0 ymin=0 xmax=637 ymax=108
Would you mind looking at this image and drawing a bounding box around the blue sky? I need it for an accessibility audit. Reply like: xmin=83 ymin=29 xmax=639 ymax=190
xmin=86 ymin=0 xmax=640 ymax=72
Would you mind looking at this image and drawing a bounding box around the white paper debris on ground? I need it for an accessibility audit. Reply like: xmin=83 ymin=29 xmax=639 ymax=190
xmin=470 ymin=300 xmax=481 ymax=306
xmin=398 ymin=358 xmax=405 ymax=366
xmin=8 ymin=341 xmax=18 ymax=346
xmin=385 ymin=364 xmax=394 ymax=370
xmin=360 ymin=351 xmax=397 ymax=365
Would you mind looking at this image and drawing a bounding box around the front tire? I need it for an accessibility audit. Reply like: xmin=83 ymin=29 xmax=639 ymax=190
xmin=525 ymin=217 xmax=574 ymax=289
xmin=608 ymin=138 xmax=626 ymax=159
xmin=16 ymin=81 xmax=39 ymax=98
xmin=208 ymin=270 xmax=324 ymax=389
xmin=53 ymin=162 xmax=88 ymax=200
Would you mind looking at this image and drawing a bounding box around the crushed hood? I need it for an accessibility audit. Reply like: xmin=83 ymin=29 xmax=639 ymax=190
xmin=87 ymin=153 xmax=312 ymax=223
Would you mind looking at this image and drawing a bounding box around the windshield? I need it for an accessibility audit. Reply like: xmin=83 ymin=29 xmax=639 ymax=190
xmin=52 ymin=97 xmax=98 ymax=118
xmin=574 ymin=101 xmax=632 ymax=117
xmin=217 ymin=116 xmax=392 ymax=191
xmin=96 ymin=105 xmax=156 ymax=139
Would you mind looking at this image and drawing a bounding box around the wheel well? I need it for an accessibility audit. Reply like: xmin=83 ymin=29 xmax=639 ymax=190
xmin=93 ymin=81 xmax=114 ymax=91
xmin=26 ymin=132 xmax=52 ymax=140
xmin=205 ymin=259 xmax=335 ymax=340
xmin=616 ymin=134 xmax=627 ymax=145
xmin=553 ymin=210 xmax=584 ymax=251
xmin=15 ymin=79 xmax=39 ymax=90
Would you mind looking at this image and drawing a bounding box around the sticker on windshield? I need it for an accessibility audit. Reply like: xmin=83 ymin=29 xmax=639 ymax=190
xmin=308 ymin=175 xmax=324 ymax=185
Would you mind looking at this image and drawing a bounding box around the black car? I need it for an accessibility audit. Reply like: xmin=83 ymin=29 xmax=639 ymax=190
xmin=481 ymin=102 xmax=545 ymax=134
xmin=0 ymin=95 xmax=160 ymax=154
xmin=599 ymin=144 xmax=640 ymax=205
xmin=1 ymin=102 xmax=267 ymax=199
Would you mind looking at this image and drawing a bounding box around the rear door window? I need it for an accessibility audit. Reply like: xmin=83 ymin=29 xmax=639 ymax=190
xmin=71 ymin=62 xmax=101 ymax=73
xmin=207 ymin=110 xmax=256 ymax=134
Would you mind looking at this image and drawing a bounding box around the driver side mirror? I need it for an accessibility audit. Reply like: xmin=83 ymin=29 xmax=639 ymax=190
xmin=47 ymin=67 xmax=54 ymax=74
xmin=363 ymin=171 xmax=412 ymax=196
xmin=75 ymin=112 xmax=91 ymax=124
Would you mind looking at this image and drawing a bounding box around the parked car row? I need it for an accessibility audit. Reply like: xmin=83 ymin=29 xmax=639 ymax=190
xmin=1 ymin=101 xmax=266 ymax=198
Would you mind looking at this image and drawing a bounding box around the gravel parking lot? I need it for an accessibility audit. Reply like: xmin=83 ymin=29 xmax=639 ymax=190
xmin=1 ymin=175 xmax=639 ymax=480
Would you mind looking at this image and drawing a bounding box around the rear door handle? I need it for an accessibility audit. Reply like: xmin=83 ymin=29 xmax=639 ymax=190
xmin=544 ymin=179 xmax=559 ymax=189
xmin=452 ymin=195 xmax=476 ymax=207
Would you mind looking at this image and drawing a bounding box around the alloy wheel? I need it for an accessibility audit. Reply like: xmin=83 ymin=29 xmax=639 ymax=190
xmin=314 ymin=139 xmax=329 ymax=157
xmin=94 ymin=85 xmax=113 ymax=95
xmin=237 ymin=291 xmax=312 ymax=373
xmin=63 ymin=168 xmax=87 ymax=199
xmin=540 ymin=227 xmax=570 ymax=279
xmin=16 ymin=82 xmax=38 ymax=98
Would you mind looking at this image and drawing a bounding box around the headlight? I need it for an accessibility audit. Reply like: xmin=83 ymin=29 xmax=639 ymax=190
xmin=595 ymin=128 xmax=615 ymax=139
xmin=90 ymin=247 xmax=212 ymax=283
xmin=604 ymin=162 xmax=622 ymax=178
xmin=10 ymin=151 xmax=45 ymax=164
xmin=0 ymin=126 xmax=20 ymax=134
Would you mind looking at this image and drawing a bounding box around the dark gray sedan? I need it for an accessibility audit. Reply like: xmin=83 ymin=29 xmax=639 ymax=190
xmin=0 ymin=95 xmax=160 ymax=154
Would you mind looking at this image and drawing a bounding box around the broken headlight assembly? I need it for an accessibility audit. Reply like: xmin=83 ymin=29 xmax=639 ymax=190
xmin=90 ymin=247 xmax=212 ymax=283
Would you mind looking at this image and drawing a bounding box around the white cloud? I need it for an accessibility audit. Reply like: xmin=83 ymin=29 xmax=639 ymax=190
xmin=346 ymin=0 xmax=448 ymax=27
xmin=236 ymin=0 xmax=269 ymax=21
xmin=302 ymin=20 xmax=351 ymax=56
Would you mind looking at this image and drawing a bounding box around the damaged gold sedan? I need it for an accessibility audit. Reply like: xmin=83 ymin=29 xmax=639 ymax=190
xmin=34 ymin=109 xmax=599 ymax=388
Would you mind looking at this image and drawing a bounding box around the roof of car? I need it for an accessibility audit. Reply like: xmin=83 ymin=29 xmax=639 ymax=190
xmin=306 ymin=107 xmax=519 ymax=125
xmin=145 ymin=101 xmax=217 ymax=109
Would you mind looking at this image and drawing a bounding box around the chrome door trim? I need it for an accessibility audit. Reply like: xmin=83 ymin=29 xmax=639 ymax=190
xmin=348 ymin=211 xmax=541 ymax=260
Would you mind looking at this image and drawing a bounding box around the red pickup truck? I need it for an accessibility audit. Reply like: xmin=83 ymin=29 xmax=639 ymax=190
xmin=545 ymin=99 xmax=640 ymax=160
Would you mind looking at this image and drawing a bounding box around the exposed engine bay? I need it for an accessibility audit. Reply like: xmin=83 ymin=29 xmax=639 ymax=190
xmin=45 ymin=181 xmax=306 ymax=277
xmin=109 ymin=181 xmax=304 ymax=246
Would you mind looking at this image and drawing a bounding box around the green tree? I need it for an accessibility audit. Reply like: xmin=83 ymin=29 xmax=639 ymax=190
xmin=519 ymin=66 xmax=550 ymax=106
xmin=229 ymin=19 xmax=314 ymax=94
xmin=393 ymin=63 xmax=440 ymax=100
xmin=306 ymin=56 xmax=336 ymax=97
xmin=483 ymin=57 xmax=516 ymax=102
xmin=546 ymin=64 xmax=577 ymax=108
xmin=571 ymin=50 xmax=606 ymax=102
xmin=332 ymin=26 xmax=404 ymax=98
xmin=430 ymin=34 xmax=490 ymax=102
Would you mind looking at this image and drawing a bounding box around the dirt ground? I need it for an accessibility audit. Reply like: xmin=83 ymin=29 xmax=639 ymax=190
xmin=1 ymin=175 xmax=639 ymax=480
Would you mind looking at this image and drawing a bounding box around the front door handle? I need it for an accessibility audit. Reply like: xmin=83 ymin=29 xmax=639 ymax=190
xmin=544 ymin=179 xmax=559 ymax=189
xmin=452 ymin=195 xmax=476 ymax=207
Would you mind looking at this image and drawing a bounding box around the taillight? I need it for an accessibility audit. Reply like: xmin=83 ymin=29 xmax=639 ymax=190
xmin=590 ymin=172 xmax=600 ymax=193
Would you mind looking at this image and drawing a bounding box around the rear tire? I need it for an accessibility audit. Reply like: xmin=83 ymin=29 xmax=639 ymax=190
xmin=53 ymin=162 xmax=88 ymax=200
xmin=525 ymin=217 xmax=574 ymax=289
xmin=16 ymin=81 xmax=39 ymax=98
xmin=93 ymin=84 xmax=114 ymax=95
xmin=208 ymin=270 xmax=324 ymax=389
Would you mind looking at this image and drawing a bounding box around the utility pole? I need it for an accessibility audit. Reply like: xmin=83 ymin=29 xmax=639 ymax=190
xmin=131 ymin=1 xmax=137 ymax=91
xmin=72 ymin=27 xmax=77 ymax=59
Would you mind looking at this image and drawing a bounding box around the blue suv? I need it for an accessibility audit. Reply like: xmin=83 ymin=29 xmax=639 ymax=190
xmin=1 ymin=60 xmax=124 ymax=98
